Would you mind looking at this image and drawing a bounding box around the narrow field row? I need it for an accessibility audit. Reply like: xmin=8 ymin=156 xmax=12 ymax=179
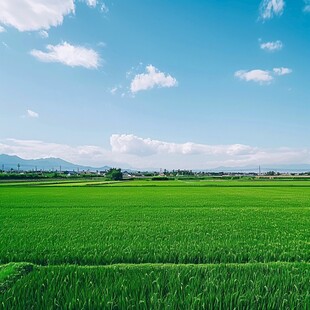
xmin=1 ymin=262 xmax=309 ymax=309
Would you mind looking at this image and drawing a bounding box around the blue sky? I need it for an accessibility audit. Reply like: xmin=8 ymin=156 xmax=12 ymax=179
xmin=0 ymin=0 xmax=310 ymax=169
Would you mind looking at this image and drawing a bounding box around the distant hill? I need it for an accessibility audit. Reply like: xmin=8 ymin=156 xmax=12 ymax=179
xmin=0 ymin=154 xmax=110 ymax=172
xmin=1 ymin=154 xmax=310 ymax=173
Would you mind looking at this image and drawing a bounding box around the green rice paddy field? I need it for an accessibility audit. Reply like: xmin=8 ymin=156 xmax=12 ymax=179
xmin=0 ymin=179 xmax=309 ymax=309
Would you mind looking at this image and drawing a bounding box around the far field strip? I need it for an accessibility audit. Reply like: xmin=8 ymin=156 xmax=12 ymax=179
xmin=1 ymin=179 xmax=310 ymax=187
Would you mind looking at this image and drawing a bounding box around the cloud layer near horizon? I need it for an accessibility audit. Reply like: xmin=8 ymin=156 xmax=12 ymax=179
xmin=110 ymin=134 xmax=257 ymax=157
xmin=1 ymin=136 xmax=309 ymax=170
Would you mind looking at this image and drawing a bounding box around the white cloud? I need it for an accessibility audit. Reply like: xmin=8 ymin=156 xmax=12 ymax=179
xmin=0 ymin=25 xmax=6 ymax=33
xmin=235 ymin=69 xmax=273 ymax=84
xmin=100 ymin=3 xmax=109 ymax=14
xmin=260 ymin=0 xmax=285 ymax=20
xmin=110 ymin=86 xmax=120 ymax=95
xmin=130 ymin=65 xmax=178 ymax=94
xmin=110 ymin=134 xmax=257 ymax=157
xmin=30 ymin=42 xmax=101 ymax=69
xmin=260 ymin=40 xmax=283 ymax=51
xmin=27 ymin=109 xmax=39 ymax=118
xmin=0 ymin=1 xmax=105 ymax=32
xmin=2 ymin=42 xmax=8 ymax=48
xmin=0 ymin=0 xmax=75 ymax=32
xmin=110 ymin=87 xmax=118 ymax=94
xmin=39 ymin=30 xmax=49 ymax=39
xmin=109 ymin=85 xmax=125 ymax=96
xmin=235 ymin=67 xmax=292 ymax=84
xmin=273 ymin=67 xmax=292 ymax=76
xmin=0 ymin=139 xmax=109 ymax=167
xmin=85 ymin=0 xmax=97 ymax=8
xmin=109 ymin=134 xmax=310 ymax=169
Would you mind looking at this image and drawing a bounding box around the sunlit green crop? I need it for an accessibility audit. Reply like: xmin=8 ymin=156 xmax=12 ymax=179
xmin=0 ymin=179 xmax=309 ymax=308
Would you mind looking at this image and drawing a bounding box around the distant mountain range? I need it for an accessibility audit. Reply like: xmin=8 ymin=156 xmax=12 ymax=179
xmin=0 ymin=154 xmax=110 ymax=172
xmin=1 ymin=154 xmax=310 ymax=173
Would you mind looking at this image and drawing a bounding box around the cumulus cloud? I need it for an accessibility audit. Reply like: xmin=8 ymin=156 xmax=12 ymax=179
xmin=273 ymin=67 xmax=292 ymax=76
xmin=235 ymin=70 xmax=273 ymax=84
xmin=260 ymin=40 xmax=283 ymax=51
xmin=27 ymin=109 xmax=39 ymax=118
xmin=30 ymin=42 xmax=101 ymax=69
xmin=0 ymin=0 xmax=75 ymax=32
xmin=130 ymin=65 xmax=178 ymax=94
xmin=235 ymin=67 xmax=292 ymax=84
xmin=110 ymin=134 xmax=257 ymax=157
xmin=109 ymin=134 xmax=310 ymax=169
xmin=0 ymin=1 xmax=105 ymax=32
xmin=260 ymin=0 xmax=285 ymax=20
xmin=0 ymin=25 xmax=6 ymax=33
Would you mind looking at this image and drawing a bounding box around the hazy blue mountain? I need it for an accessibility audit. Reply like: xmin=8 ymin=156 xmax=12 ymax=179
xmin=0 ymin=154 xmax=110 ymax=172
xmin=1 ymin=154 xmax=310 ymax=173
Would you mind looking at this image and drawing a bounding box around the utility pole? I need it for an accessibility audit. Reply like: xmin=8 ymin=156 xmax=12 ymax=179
xmin=17 ymin=163 xmax=20 ymax=172
xmin=258 ymin=165 xmax=261 ymax=176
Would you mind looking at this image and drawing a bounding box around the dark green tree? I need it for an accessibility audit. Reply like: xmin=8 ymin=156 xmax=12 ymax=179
xmin=106 ymin=168 xmax=123 ymax=180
